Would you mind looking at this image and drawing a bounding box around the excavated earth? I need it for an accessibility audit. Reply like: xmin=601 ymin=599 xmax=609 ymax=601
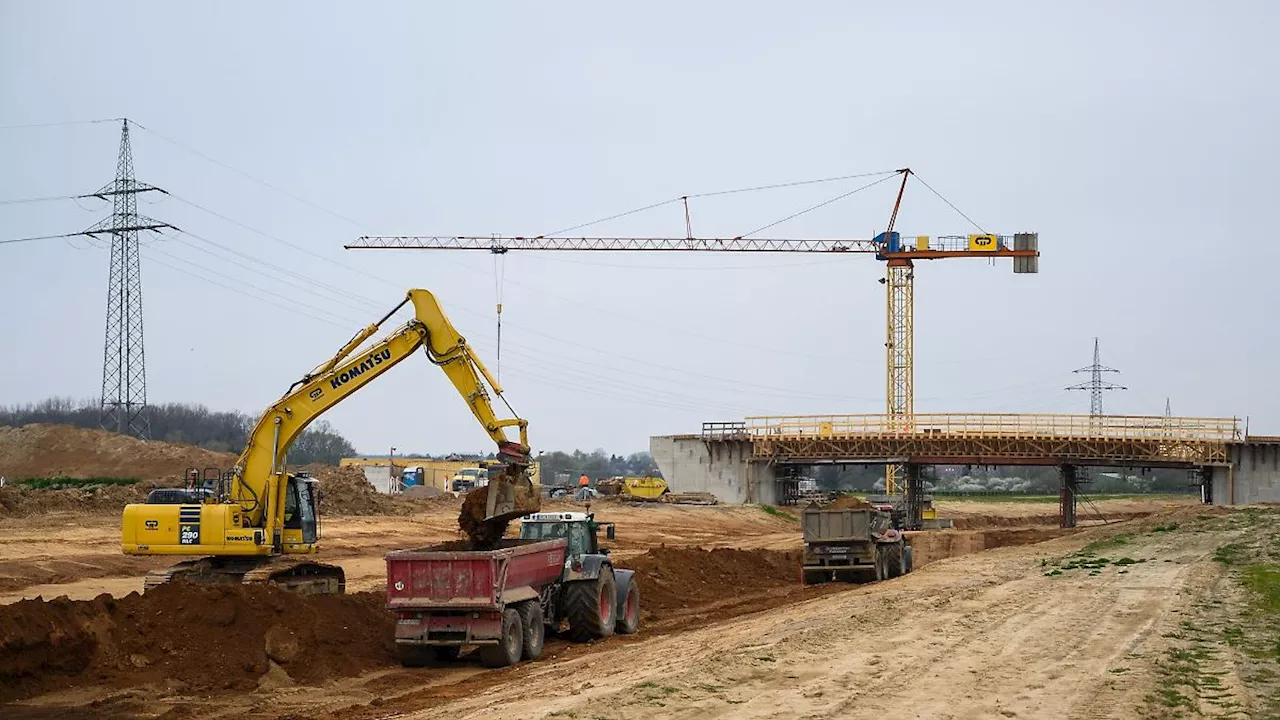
xmin=0 ymin=581 xmax=395 ymax=704
xmin=0 ymin=424 xmax=1215 ymax=718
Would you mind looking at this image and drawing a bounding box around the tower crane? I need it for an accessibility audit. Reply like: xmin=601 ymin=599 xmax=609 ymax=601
xmin=345 ymin=169 xmax=1039 ymax=494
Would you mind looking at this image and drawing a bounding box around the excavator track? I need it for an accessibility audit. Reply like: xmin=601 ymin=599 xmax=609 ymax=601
xmin=143 ymin=557 xmax=346 ymax=595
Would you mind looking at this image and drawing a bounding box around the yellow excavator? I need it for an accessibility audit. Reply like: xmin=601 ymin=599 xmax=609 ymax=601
xmin=121 ymin=289 xmax=538 ymax=594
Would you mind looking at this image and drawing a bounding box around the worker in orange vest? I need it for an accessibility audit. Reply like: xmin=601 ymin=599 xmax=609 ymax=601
xmin=578 ymin=473 xmax=590 ymax=488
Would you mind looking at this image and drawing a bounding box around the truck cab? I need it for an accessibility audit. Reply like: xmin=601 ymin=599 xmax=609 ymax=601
xmin=450 ymin=467 xmax=488 ymax=492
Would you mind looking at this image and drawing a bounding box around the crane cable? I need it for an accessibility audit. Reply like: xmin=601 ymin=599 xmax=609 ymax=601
xmin=493 ymin=250 xmax=506 ymax=383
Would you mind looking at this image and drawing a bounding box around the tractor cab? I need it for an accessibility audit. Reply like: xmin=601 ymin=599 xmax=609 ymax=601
xmin=519 ymin=511 xmax=615 ymax=557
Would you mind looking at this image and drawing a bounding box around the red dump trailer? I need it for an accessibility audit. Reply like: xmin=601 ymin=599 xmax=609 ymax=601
xmin=386 ymin=512 xmax=640 ymax=668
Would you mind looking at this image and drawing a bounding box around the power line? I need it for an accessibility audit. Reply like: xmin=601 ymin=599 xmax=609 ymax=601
xmin=129 ymin=122 xmax=368 ymax=229
xmin=142 ymin=244 xmax=358 ymax=329
xmin=162 ymin=228 xmax=384 ymax=313
xmin=0 ymin=118 xmax=123 ymax=130
xmin=0 ymin=232 xmax=80 ymax=245
xmin=140 ymin=250 xmax=351 ymax=330
xmin=0 ymin=194 xmax=90 ymax=206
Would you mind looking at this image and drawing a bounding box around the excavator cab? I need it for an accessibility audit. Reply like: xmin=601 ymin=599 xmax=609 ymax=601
xmin=283 ymin=473 xmax=322 ymax=545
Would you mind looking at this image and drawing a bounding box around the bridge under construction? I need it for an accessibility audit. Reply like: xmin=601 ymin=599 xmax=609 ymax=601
xmin=651 ymin=412 xmax=1280 ymax=528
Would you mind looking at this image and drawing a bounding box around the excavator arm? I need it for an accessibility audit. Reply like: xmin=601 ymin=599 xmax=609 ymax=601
xmin=123 ymin=288 xmax=535 ymax=563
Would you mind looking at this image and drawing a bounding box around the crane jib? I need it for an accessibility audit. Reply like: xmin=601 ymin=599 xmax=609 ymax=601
xmin=329 ymin=348 xmax=392 ymax=389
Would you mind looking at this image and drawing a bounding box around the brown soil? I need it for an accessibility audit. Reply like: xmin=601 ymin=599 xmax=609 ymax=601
xmin=823 ymin=495 xmax=874 ymax=510
xmin=0 ymin=483 xmax=149 ymax=518
xmin=0 ymin=424 xmax=236 ymax=482
xmin=0 ymin=581 xmax=394 ymax=703
xmin=626 ymin=547 xmax=801 ymax=622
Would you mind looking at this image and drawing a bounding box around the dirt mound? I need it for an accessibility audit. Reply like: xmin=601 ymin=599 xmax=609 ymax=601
xmin=0 ymin=424 xmax=235 ymax=482
xmin=824 ymin=495 xmax=874 ymax=510
xmin=0 ymin=582 xmax=394 ymax=703
xmin=304 ymin=464 xmax=401 ymax=515
xmin=626 ymin=547 xmax=801 ymax=621
xmin=0 ymin=482 xmax=150 ymax=518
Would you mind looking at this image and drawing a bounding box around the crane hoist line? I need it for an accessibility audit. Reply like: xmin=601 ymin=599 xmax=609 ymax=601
xmin=346 ymin=169 xmax=1041 ymax=495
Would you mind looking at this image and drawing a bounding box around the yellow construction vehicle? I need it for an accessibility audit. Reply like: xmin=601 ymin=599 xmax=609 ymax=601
xmin=121 ymin=288 xmax=536 ymax=593
xmin=619 ymin=476 xmax=668 ymax=500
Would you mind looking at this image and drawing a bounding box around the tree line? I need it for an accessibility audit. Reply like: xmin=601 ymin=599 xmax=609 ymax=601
xmin=0 ymin=397 xmax=355 ymax=466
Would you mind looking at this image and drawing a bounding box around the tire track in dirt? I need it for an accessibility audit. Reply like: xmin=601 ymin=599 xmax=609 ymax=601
xmin=370 ymin=514 xmax=1241 ymax=720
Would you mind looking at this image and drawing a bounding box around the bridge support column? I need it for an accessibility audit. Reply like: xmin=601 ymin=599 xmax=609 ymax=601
xmin=904 ymin=464 xmax=924 ymax=531
xmin=1059 ymin=465 xmax=1079 ymax=529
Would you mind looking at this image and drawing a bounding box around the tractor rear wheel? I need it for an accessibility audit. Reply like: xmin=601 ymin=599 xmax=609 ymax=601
xmin=480 ymin=608 xmax=524 ymax=668
xmin=564 ymin=567 xmax=617 ymax=642
xmin=887 ymin=544 xmax=904 ymax=578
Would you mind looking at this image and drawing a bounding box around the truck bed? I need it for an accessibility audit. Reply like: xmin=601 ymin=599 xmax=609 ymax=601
xmin=385 ymin=537 xmax=567 ymax=611
xmin=802 ymin=507 xmax=881 ymax=543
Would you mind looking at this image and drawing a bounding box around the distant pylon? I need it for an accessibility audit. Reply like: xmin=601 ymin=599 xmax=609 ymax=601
xmin=81 ymin=120 xmax=175 ymax=439
xmin=1066 ymin=337 xmax=1125 ymax=417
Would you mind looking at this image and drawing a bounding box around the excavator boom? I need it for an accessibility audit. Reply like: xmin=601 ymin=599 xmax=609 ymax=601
xmin=121 ymin=289 xmax=537 ymax=592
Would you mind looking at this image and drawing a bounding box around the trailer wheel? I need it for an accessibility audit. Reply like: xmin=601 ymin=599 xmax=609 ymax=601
xmin=564 ymin=566 xmax=617 ymax=642
xmin=517 ymin=601 xmax=545 ymax=660
xmin=615 ymin=580 xmax=640 ymax=635
xmin=480 ymin=608 xmax=524 ymax=668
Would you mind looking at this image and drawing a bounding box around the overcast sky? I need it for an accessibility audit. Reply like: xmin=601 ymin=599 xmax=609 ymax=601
xmin=2 ymin=1 xmax=1277 ymax=456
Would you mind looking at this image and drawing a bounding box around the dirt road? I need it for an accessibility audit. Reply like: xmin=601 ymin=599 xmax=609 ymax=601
xmin=10 ymin=496 xmax=1262 ymax=720
xmin=355 ymin=508 xmax=1268 ymax=720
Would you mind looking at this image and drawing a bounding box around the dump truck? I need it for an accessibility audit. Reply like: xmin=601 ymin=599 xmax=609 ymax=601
xmin=385 ymin=511 xmax=640 ymax=668
xmin=801 ymin=502 xmax=912 ymax=585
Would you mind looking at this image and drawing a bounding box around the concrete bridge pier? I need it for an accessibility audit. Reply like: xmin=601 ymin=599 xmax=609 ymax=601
xmin=650 ymin=435 xmax=777 ymax=504
xmin=1060 ymin=465 xmax=1079 ymax=529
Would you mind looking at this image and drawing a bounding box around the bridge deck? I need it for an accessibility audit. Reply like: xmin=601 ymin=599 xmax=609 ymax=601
xmin=702 ymin=413 xmax=1242 ymax=466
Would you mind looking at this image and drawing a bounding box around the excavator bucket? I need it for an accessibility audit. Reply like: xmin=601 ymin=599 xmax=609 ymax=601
xmin=485 ymin=467 xmax=541 ymax=521
xmin=459 ymin=466 xmax=541 ymax=549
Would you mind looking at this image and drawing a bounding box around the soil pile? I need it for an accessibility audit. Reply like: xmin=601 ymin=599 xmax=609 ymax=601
xmin=0 ymin=582 xmax=394 ymax=703
xmin=0 ymin=482 xmax=150 ymax=518
xmin=304 ymin=464 xmax=402 ymax=515
xmin=824 ymin=495 xmax=874 ymax=510
xmin=626 ymin=547 xmax=801 ymax=620
xmin=0 ymin=424 xmax=235 ymax=482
